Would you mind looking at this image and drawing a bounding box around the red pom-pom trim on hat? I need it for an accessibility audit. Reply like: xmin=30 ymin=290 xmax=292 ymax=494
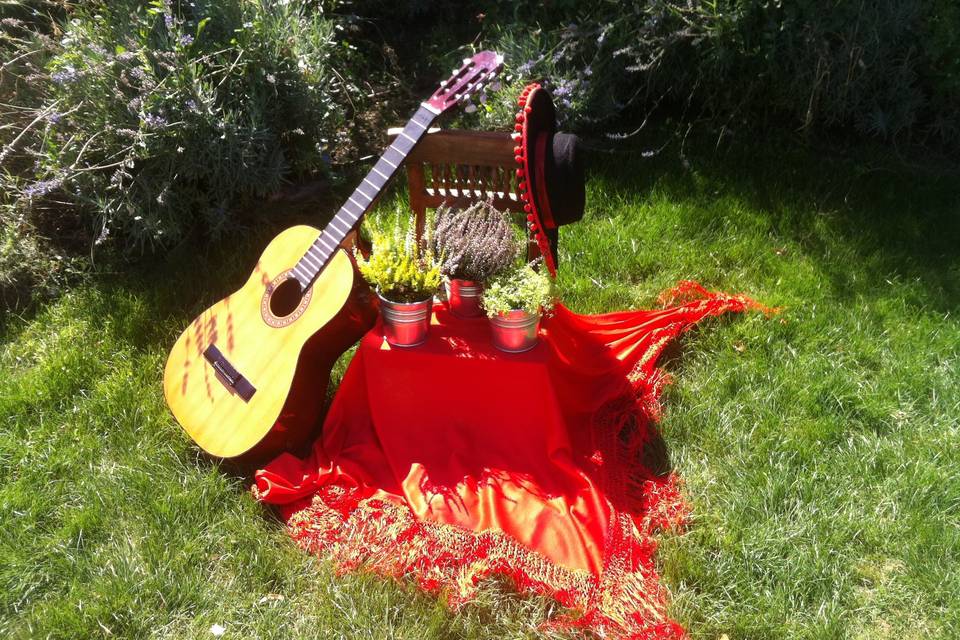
xmin=514 ymin=82 xmax=557 ymax=276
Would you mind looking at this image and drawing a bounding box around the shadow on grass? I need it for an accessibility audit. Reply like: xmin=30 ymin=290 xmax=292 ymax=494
xmin=583 ymin=138 xmax=960 ymax=313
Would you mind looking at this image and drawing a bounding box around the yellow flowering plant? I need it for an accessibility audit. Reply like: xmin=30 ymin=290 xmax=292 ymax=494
xmin=355 ymin=217 xmax=442 ymax=303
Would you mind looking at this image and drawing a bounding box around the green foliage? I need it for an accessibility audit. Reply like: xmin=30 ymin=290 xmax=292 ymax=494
xmin=481 ymin=261 xmax=553 ymax=317
xmin=407 ymin=1 xmax=960 ymax=152
xmin=0 ymin=217 xmax=82 ymax=309
xmin=432 ymin=201 xmax=521 ymax=282
xmin=0 ymin=0 xmax=364 ymax=303
xmin=356 ymin=216 xmax=442 ymax=303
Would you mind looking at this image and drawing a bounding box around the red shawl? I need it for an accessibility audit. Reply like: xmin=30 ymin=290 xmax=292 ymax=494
xmin=254 ymin=281 xmax=767 ymax=638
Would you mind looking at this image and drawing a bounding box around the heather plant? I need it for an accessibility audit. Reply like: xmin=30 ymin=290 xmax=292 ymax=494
xmin=432 ymin=201 xmax=520 ymax=283
xmin=481 ymin=261 xmax=553 ymax=318
xmin=356 ymin=217 xmax=442 ymax=303
xmin=0 ymin=0 xmax=365 ymax=306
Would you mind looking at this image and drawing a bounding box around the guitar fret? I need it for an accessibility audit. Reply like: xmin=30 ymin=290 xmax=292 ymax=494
xmin=301 ymin=252 xmax=320 ymax=269
xmin=387 ymin=143 xmax=408 ymax=158
xmin=332 ymin=217 xmax=350 ymax=233
xmin=362 ymin=177 xmax=378 ymax=189
xmin=372 ymin=166 xmax=389 ymax=180
xmin=310 ymin=251 xmax=329 ymax=268
xmin=292 ymin=264 xmax=310 ymax=283
xmin=348 ymin=195 xmax=366 ymax=209
xmin=381 ymin=155 xmax=398 ymax=169
xmin=307 ymin=247 xmax=327 ymax=265
xmin=318 ymin=235 xmax=336 ymax=250
xmin=354 ymin=188 xmax=372 ymax=201
xmin=327 ymin=228 xmax=346 ymax=244
xmin=400 ymin=130 xmax=417 ymax=143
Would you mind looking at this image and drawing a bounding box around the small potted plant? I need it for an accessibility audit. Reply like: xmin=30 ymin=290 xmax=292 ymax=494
xmin=432 ymin=202 xmax=520 ymax=317
xmin=356 ymin=219 xmax=442 ymax=347
xmin=482 ymin=261 xmax=554 ymax=353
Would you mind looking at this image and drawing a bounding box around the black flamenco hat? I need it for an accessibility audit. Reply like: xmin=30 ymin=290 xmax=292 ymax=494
xmin=513 ymin=83 xmax=585 ymax=276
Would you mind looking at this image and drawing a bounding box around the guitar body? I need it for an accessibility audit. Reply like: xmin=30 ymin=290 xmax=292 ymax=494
xmin=163 ymin=225 xmax=377 ymax=461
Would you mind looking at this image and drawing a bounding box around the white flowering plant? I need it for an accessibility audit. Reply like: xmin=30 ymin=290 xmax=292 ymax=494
xmin=481 ymin=261 xmax=554 ymax=317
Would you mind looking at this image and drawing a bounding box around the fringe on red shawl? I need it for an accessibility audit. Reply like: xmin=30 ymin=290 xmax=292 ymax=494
xmin=254 ymin=281 xmax=769 ymax=639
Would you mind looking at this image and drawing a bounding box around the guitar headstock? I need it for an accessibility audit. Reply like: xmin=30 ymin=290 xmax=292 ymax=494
xmin=424 ymin=50 xmax=504 ymax=114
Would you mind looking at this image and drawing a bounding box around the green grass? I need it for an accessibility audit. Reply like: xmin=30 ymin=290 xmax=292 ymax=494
xmin=2 ymin=139 xmax=959 ymax=639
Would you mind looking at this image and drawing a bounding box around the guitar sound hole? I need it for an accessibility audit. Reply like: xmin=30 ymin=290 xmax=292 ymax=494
xmin=269 ymin=278 xmax=304 ymax=318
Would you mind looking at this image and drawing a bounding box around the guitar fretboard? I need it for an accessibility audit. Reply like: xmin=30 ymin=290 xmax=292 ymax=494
xmin=289 ymin=105 xmax=437 ymax=289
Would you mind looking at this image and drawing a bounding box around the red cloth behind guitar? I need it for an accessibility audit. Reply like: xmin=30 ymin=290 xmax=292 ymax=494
xmin=254 ymin=281 xmax=765 ymax=638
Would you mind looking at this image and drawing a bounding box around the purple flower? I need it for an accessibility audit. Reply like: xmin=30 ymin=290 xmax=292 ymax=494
xmin=185 ymin=99 xmax=198 ymax=111
xmin=47 ymin=112 xmax=62 ymax=125
xmin=23 ymin=178 xmax=62 ymax=198
xmin=143 ymin=113 xmax=167 ymax=129
xmin=164 ymin=14 xmax=174 ymax=29
xmin=178 ymin=34 xmax=194 ymax=46
xmin=553 ymin=79 xmax=573 ymax=98
xmin=51 ymin=66 xmax=78 ymax=84
xmin=517 ymin=59 xmax=537 ymax=75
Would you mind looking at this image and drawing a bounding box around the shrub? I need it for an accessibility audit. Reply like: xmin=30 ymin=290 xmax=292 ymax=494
xmin=482 ymin=261 xmax=553 ymax=317
xmin=0 ymin=0 xmax=365 ymax=302
xmin=432 ymin=201 xmax=520 ymax=282
xmin=356 ymin=217 xmax=442 ymax=303
xmin=427 ymin=1 xmax=960 ymax=153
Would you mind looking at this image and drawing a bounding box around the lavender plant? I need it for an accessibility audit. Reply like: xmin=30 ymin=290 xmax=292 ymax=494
xmin=431 ymin=201 xmax=521 ymax=283
xmin=0 ymin=0 xmax=367 ymax=307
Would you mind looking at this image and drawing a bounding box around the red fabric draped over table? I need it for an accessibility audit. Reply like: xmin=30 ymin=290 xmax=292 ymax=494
xmin=254 ymin=281 xmax=766 ymax=639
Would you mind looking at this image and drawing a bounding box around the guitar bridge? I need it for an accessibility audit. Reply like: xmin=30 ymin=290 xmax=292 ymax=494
xmin=203 ymin=344 xmax=256 ymax=402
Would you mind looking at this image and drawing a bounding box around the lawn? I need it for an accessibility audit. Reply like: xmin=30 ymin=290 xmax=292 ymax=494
xmin=2 ymin=139 xmax=958 ymax=639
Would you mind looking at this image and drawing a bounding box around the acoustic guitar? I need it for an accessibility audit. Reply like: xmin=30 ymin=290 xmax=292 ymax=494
xmin=163 ymin=52 xmax=503 ymax=461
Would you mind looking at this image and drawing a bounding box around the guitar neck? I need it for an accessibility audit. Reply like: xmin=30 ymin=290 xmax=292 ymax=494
xmin=289 ymin=104 xmax=439 ymax=288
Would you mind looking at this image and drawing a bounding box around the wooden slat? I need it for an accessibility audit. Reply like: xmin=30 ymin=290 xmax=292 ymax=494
xmin=407 ymin=162 xmax=428 ymax=239
xmin=386 ymin=126 xmax=537 ymax=257
xmin=387 ymin=128 xmax=516 ymax=167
